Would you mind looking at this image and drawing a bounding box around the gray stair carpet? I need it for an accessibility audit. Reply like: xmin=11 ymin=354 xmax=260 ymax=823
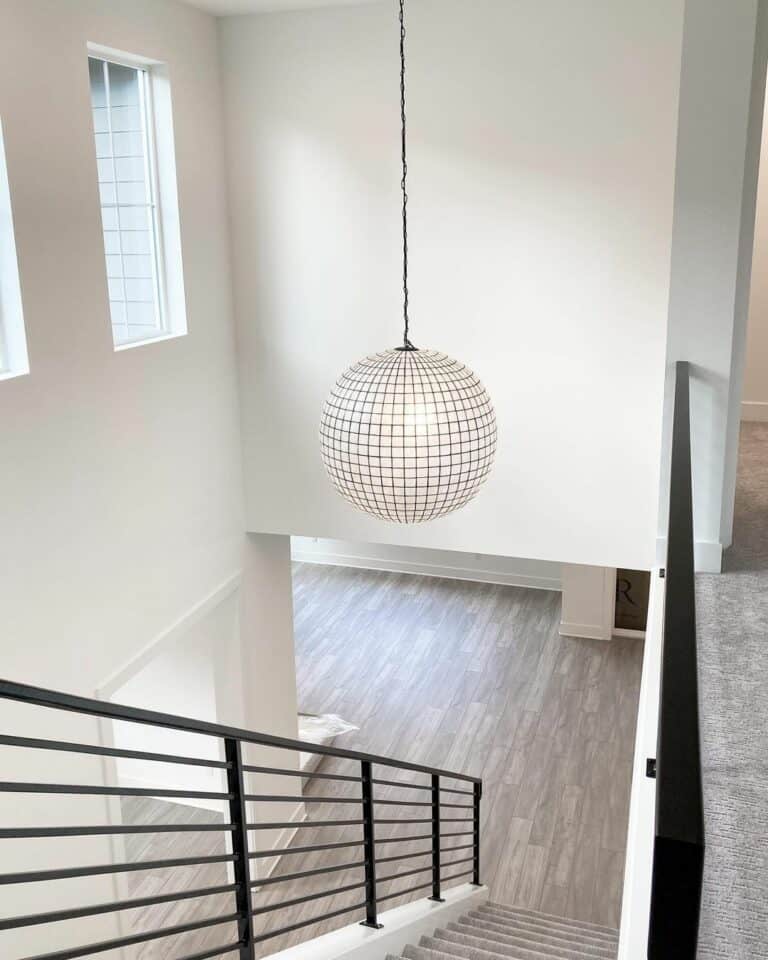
xmin=385 ymin=902 xmax=618 ymax=960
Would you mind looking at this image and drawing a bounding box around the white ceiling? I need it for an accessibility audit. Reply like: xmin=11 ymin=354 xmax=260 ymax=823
xmin=181 ymin=0 xmax=380 ymax=15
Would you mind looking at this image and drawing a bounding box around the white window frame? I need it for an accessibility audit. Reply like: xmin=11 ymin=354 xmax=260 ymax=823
xmin=88 ymin=44 xmax=187 ymax=351
xmin=0 ymin=117 xmax=28 ymax=381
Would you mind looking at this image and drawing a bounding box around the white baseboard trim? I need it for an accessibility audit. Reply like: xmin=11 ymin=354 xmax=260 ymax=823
xmin=657 ymin=536 xmax=723 ymax=574
xmin=292 ymin=549 xmax=561 ymax=591
xmin=613 ymin=627 xmax=645 ymax=640
xmin=95 ymin=571 xmax=242 ymax=698
xmin=694 ymin=539 xmax=723 ymax=573
xmin=742 ymin=400 xmax=768 ymax=422
xmin=559 ymin=620 xmax=612 ymax=641
xmin=266 ymin=883 xmax=488 ymax=960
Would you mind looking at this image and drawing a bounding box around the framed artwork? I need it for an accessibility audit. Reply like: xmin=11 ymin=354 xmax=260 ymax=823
xmin=614 ymin=568 xmax=651 ymax=634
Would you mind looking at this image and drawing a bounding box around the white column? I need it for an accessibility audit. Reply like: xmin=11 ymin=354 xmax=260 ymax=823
xmin=235 ymin=532 xmax=304 ymax=879
xmin=559 ymin=564 xmax=616 ymax=641
xmin=660 ymin=0 xmax=768 ymax=572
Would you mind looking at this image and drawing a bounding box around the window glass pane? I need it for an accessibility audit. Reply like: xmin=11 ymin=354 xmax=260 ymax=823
xmin=89 ymin=56 xmax=162 ymax=347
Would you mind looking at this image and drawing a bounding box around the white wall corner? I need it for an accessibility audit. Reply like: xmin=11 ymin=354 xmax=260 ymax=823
xmin=265 ymin=883 xmax=488 ymax=960
xmin=559 ymin=564 xmax=616 ymax=641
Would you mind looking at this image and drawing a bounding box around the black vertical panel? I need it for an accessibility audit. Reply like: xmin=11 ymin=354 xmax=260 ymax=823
xmin=648 ymin=361 xmax=705 ymax=958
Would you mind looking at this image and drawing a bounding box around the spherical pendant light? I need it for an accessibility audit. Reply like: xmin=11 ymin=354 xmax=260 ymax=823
xmin=320 ymin=348 xmax=496 ymax=523
xmin=320 ymin=0 xmax=497 ymax=523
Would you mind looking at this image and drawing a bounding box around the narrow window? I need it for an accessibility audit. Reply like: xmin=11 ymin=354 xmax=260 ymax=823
xmin=0 ymin=118 xmax=28 ymax=380
xmin=88 ymin=52 xmax=186 ymax=349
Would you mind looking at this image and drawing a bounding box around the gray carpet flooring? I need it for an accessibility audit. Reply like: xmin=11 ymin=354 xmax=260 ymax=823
xmin=696 ymin=422 xmax=768 ymax=959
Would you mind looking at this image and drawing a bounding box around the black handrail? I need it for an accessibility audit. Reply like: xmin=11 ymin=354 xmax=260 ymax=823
xmin=0 ymin=677 xmax=482 ymax=959
xmin=648 ymin=360 xmax=705 ymax=958
xmin=0 ymin=677 xmax=480 ymax=783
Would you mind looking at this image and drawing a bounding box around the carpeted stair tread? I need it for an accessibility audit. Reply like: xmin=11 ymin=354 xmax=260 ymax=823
xmin=463 ymin=912 xmax=617 ymax=953
xmin=445 ymin=921 xmax=616 ymax=959
xmin=484 ymin=904 xmax=618 ymax=938
xmin=434 ymin=925 xmax=611 ymax=960
xmin=388 ymin=903 xmax=619 ymax=960
xmin=475 ymin=907 xmax=618 ymax=944
xmin=418 ymin=936 xmax=525 ymax=960
xmin=402 ymin=945 xmax=482 ymax=960
xmin=421 ymin=932 xmax=563 ymax=960
xmin=467 ymin=911 xmax=617 ymax=951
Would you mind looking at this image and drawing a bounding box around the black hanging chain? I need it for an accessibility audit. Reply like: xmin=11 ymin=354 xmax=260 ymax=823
xmin=399 ymin=0 xmax=415 ymax=351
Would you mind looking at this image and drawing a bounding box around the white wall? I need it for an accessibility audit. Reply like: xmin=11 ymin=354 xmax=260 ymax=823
xmin=659 ymin=0 xmax=768 ymax=571
xmin=292 ymin=537 xmax=561 ymax=590
xmin=745 ymin=68 xmax=768 ymax=423
xmin=219 ymin=0 xmax=684 ymax=573
xmin=0 ymin=3 xmax=295 ymax=955
xmin=0 ymin=0 xmax=243 ymax=703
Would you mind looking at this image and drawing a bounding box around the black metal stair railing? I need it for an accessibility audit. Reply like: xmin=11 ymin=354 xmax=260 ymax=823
xmin=647 ymin=360 xmax=705 ymax=958
xmin=0 ymin=677 xmax=482 ymax=960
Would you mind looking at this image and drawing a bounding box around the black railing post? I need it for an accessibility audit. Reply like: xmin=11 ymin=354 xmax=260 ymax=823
xmin=429 ymin=773 xmax=444 ymax=902
xmin=225 ymin=738 xmax=255 ymax=960
xmin=360 ymin=759 xmax=383 ymax=928
xmin=472 ymin=781 xmax=482 ymax=886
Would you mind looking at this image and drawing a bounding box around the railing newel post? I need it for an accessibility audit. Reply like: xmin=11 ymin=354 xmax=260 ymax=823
xmin=360 ymin=759 xmax=383 ymax=929
xmin=429 ymin=773 xmax=444 ymax=902
xmin=225 ymin=737 xmax=256 ymax=960
xmin=472 ymin=780 xmax=482 ymax=886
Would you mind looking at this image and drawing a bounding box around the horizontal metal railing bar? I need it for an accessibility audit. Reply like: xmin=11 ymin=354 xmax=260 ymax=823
xmin=440 ymin=787 xmax=474 ymax=797
xmin=243 ymin=795 xmax=359 ymax=804
xmin=0 ymin=883 xmax=239 ymax=931
xmin=0 ymin=781 xmax=231 ymax=801
xmin=378 ymin=880 xmax=432 ymax=903
xmin=441 ymin=856 xmax=474 ymax=870
xmin=0 ymin=853 xmax=236 ymax=885
xmin=372 ymin=778 xmax=431 ymax=791
xmin=441 ymin=866 xmax=473 ymax=882
xmin=377 ymin=864 xmax=432 ymax=884
xmin=442 ymin=830 xmax=473 ymax=838
xmin=374 ymin=818 xmax=432 ymax=825
xmin=251 ymin=880 xmax=368 ymax=916
xmin=246 ymin=818 xmax=363 ymax=830
xmin=376 ymin=833 xmax=432 ymax=844
xmin=442 ymin=817 xmax=473 ymax=822
xmin=0 ymin=823 xmax=235 ymax=839
xmin=20 ymin=912 xmax=242 ymax=960
xmin=177 ymin=943 xmax=243 ymax=960
xmin=440 ymin=802 xmax=473 ymax=809
xmin=0 ymin=733 xmax=230 ymax=770
xmin=440 ymin=844 xmax=474 ymax=854
xmin=252 ymin=901 xmax=368 ymax=944
xmin=249 ymin=840 xmax=364 ymax=859
xmin=375 ymin=848 xmax=432 ymax=865
xmin=373 ymin=798 xmax=431 ymax=807
xmin=249 ymin=860 xmax=366 ymax=888
xmin=243 ymin=764 xmax=361 ymax=783
xmin=0 ymin=678 xmax=481 ymax=783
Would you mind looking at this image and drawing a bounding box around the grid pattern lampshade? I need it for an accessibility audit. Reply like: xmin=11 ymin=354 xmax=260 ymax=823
xmin=320 ymin=349 xmax=497 ymax=523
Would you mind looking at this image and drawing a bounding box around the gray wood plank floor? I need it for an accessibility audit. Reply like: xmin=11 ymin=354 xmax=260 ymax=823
xmin=119 ymin=564 xmax=642 ymax=958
